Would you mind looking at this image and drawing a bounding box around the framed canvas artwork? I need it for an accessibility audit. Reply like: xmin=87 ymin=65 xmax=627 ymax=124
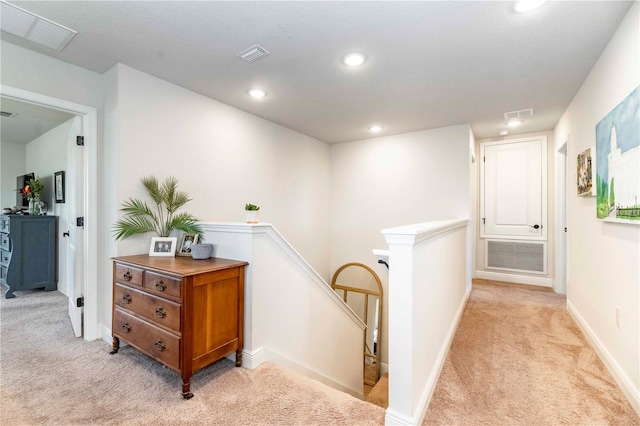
xmin=595 ymin=86 xmax=640 ymax=224
xmin=577 ymin=147 xmax=594 ymax=197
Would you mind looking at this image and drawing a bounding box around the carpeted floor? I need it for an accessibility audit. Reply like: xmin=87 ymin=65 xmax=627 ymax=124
xmin=0 ymin=289 xmax=385 ymax=425
xmin=423 ymin=280 xmax=639 ymax=425
xmin=2 ymin=282 xmax=638 ymax=425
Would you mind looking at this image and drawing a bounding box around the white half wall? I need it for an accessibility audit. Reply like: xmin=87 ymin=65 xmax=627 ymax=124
xmin=383 ymin=219 xmax=471 ymax=425
xmin=330 ymin=124 xmax=472 ymax=367
xmin=554 ymin=2 xmax=639 ymax=414
xmin=201 ymin=222 xmax=366 ymax=398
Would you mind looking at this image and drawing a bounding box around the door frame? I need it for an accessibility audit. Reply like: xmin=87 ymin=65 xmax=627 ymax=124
xmin=554 ymin=137 xmax=569 ymax=294
xmin=1 ymin=84 xmax=99 ymax=340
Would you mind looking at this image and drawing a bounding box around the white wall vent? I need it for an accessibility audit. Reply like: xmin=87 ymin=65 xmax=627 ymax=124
xmin=486 ymin=239 xmax=546 ymax=274
xmin=236 ymin=44 xmax=270 ymax=63
xmin=0 ymin=111 xmax=16 ymax=118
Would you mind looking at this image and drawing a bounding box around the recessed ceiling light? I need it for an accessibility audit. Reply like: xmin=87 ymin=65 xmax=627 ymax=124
xmin=513 ymin=0 xmax=547 ymax=13
xmin=369 ymin=125 xmax=383 ymax=133
xmin=248 ymin=89 xmax=266 ymax=98
xmin=506 ymin=119 xmax=523 ymax=127
xmin=343 ymin=53 xmax=366 ymax=67
xmin=500 ymin=130 xmax=509 ymax=136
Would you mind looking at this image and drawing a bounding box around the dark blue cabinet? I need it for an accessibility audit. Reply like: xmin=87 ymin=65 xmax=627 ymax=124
xmin=1 ymin=215 xmax=56 ymax=299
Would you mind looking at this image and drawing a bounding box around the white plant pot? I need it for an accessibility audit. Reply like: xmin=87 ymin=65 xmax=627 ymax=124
xmin=245 ymin=210 xmax=259 ymax=224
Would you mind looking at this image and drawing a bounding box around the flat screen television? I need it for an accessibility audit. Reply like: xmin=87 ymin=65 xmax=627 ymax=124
xmin=16 ymin=173 xmax=35 ymax=209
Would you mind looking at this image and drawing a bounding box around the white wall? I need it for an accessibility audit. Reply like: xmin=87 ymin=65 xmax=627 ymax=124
xmin=329 ymin=124 xmax=472 ymax=366
xmin=25 ymin=118 xmax=74 ymax=296
xmin=475 ymin=130 xmax=555 ymax=287
xmin=554 ymin=2 xmax=639 ymax=412
xmin=103 ymin=64 xmax=332 ymax=330
xmin=0 ymin=140 xmax=26 ymax=209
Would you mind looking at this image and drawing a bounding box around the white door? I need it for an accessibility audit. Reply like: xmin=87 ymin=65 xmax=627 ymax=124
xmin=481 ymin=136 xmax=547 ymax=239
xmin=66 ymin=117 xmax=84 ymax=337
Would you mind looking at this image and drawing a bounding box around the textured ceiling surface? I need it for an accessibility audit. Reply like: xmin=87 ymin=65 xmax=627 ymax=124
xmin=0 ymin=97 xmax=75 ymax=144
xmin=1 ymin=1 xmax=634 ymax=143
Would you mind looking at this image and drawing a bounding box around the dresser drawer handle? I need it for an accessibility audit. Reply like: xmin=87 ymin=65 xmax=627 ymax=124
xmin=122 ymin=323 xmax=131 ymax=333
xmin=122 ymin=294 xmax=132 ymax=304
xmin=155 ymin=340 xmax=165 ymax=351
xmin=123 ymin=271 xmax=132 ymax=281
xmin=155 ymin=307 xmax=166 ymax=318
xmin=155 ymin=280 xmax=166 ymax=291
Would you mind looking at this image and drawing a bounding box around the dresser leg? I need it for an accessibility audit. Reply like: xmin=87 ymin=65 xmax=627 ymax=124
xmin=182 ymin=381 xmax=193 ymax=399
xmin=4 ymin=288 xmax=15 ymax=299
xmin=235 ymin=349 xmax=243 ymax=367
xmin=109 ymin=336 xmax=120 ymax=355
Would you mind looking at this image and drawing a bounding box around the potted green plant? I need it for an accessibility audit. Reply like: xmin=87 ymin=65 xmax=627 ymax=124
xmin=113 ymin=176 xmax=203 ymax=241
xmin=245 ymin=203 xmax=260 ymax=224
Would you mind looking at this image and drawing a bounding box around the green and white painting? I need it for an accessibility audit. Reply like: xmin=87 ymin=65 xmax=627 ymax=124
xmin=596 ymin=86 xmax=640 ymax=223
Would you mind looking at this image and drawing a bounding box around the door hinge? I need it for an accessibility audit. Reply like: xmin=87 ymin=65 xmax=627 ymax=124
xmin=483 ymin=156 xmax=485 ymax=162
xmin=76 ymin=297 xmax=84 ymax=308
xmin=76 ymin=217 xmax=84 ymax=228
xmin=76 ymin=136 xmax=84 ymax=146
xmin=564 ymin=227 xmax=567 ymax=232
xmin=482 ymin=218 xmax=486 ymax=224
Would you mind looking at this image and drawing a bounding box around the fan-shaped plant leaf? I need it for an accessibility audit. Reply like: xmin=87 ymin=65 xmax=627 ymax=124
xmin=113 ymin=176 xmax=201 ymax=241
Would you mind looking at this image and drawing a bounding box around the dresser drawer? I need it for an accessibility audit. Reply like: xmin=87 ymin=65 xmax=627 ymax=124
xmin=144 ymin=271 xmax=181 ymax=300
xmin=1 ymin=234 xmax=9 ymax=251
xmin=0 ymin=216 xmax=9 ymax=233
xmin=114 ymin=283 xmax=180 ymax=332
xmin=0 ymin=250 xmax=9 ymax=267
xmin=113 ymin=308 xmax=179 ymax=370
xmin=114 ymin=263 xmax=143 ymax=287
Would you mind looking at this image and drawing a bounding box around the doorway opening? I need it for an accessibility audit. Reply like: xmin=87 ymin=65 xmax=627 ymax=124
xmin=1 ymin=85 xmax=99 ymax=340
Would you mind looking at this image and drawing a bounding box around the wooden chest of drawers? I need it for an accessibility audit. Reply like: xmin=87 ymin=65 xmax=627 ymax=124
xmin=111 ymin=255 xmax=248 ymax=399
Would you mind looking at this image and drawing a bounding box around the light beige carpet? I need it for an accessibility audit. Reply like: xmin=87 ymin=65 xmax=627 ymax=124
xmin=365 ymin=373 xmax=388 ymax=409
xmin=423 ymin=281 xmax=639 ymax=425
xmin=0 ymin=289 xmax=385 ymax=425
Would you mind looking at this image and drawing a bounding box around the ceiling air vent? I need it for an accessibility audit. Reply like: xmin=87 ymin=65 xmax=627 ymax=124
xmin=504 ymin=108 xmax=533 ymax=120
xmin=236 ymin=44 xmax=270 ymax=63
xmin=0 ymin=111 xmax=16 ymax=118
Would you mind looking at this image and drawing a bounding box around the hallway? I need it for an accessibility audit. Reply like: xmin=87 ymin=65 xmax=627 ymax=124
xmin=423 ymin=280 xmax=638 ymax=425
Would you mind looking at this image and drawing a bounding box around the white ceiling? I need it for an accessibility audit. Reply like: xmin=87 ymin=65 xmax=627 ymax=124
xmin=1 ymin=1 xmax=633 ymax=144
xmin=0 ymin=97 xmax=75 ymax=144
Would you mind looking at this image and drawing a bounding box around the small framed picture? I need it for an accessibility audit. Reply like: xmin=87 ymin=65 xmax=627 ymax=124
xmin=149 ymin=237 xmax=177 ymax=257
xmin=177 ymin=233 xmax=198 ymax=256
xmin=54 ymin=171 xmax=65 ymax=203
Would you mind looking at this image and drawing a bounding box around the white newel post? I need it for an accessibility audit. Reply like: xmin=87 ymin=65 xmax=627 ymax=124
xmin=382 ymin=219 xmax=470 ymax=425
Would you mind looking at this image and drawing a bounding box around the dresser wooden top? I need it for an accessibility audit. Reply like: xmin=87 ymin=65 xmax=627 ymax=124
xmin=112 ymin=255 xmax=248 ymax=277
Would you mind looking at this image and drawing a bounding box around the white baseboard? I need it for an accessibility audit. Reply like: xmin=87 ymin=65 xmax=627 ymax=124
xmin=387 ymin=284 xmax=471 ymax=425
xmin=263 ymin=346 xmax=364 ymax=400
xmin=101 ymin=324 xmax=112 ymax=344
xmin=567 ymin=301 xmax=640 ymax=416
xmin=475 ymin=270 xmax=553 ymax=288
xmin=226 ymin=346 xmax=266 ymax=369
xmin=385 ymin=408 xmax=413 ymax=425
